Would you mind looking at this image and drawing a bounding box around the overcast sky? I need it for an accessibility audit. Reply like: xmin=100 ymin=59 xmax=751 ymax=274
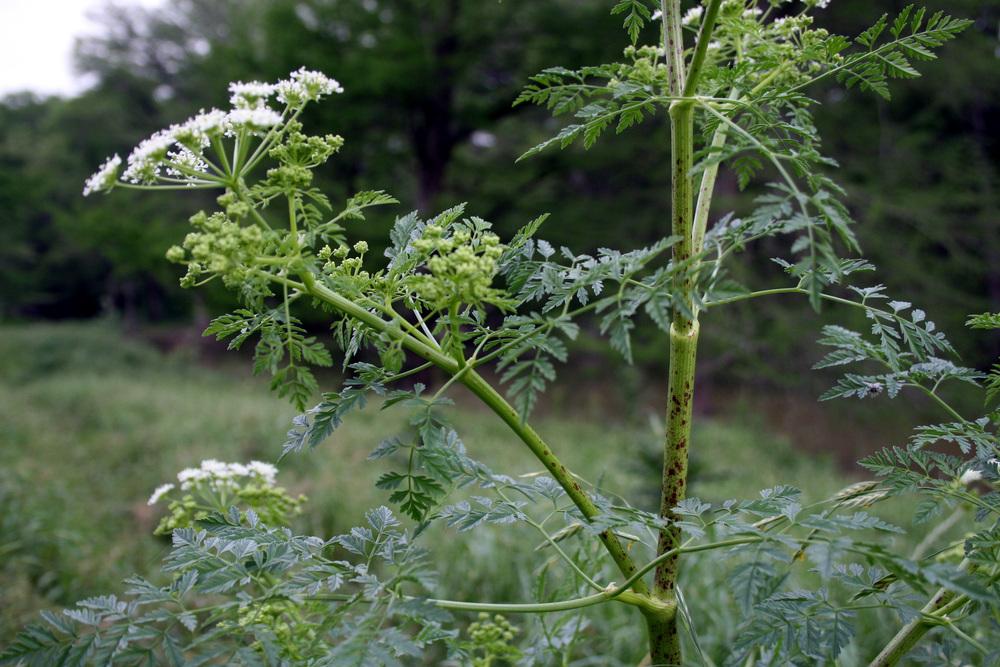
xmin=0 ymin=0 xmax=164 ymax=96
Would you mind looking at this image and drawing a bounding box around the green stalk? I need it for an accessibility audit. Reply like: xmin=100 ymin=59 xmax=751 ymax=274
xmin=648 ymin=89 xmax=699 ymax=667
xmin=869 ymin=564 xmax=969 ymax=667
xmin=692 ymin=88 xmax=739 ymax=254
xmin=461 ymin=370 xmax=648 ymax=594
xmin=660 ymin=0 xmax=686 ymax=94
xmin=647 ymin=3 xmax=723 ymax=662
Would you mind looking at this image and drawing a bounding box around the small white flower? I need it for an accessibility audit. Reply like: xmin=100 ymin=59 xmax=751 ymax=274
xmin=201 ymin=459 xmax=231 ymax=476
xmin=177 ymin=466 xmax=209 ymax=489
xmin=247 ymin=460 xmax=278 ymax=484
xmin=683 ymin=6 xmax=704 ymax=26
xmin=651 ymin=9 xmax=662 ymax=21
xmin=743 ymin=8 xmax=763 ymax=18
xmin=83 ymin=154 xmax=122 ymax=196
xmin=147 ymin=483 xmax=175 ymax=505
xmin=226 ymin=107 xmax=283 ymax=134
xmin=960 ymin=469 xmax=983 ymax=485
xmin=165 ymin=146 xmax=210 ymax=179
xmin=229 ymin=81 xmax=276 ymax=109
xmin=172 ymin=108 xmax=227 ymax=149
xmin=275 ymin=67 xmax=344 ymax=106
xmin=177 ymin=459 xmax=280 ymax=490
xmin=123 ymin=129 xmax=177 ymax=183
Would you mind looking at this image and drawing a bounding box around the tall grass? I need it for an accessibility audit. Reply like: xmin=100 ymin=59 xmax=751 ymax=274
xmin=2 ymin=322 xmax=947 ymax=662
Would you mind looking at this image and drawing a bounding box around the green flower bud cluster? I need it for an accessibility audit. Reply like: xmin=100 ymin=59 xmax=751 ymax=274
xmin=264 ymin=121 xmax=345 ymax=193
xmin=226 ymin=600 xmax=318 ymax=661
xmin=620 ymin=44 xmax=670 ymax=91
xmin=269 ymin=121 xmax=345 ymax=166
xmin=466 ymin=613 xmax=521 ymax=667
xmin=155 ymin=495 xmax=204 ymax=535
xmin=406 ymin=224 xmax=508 ymax=311
xmin=153 ymin=484 xmax=305 ymax=536
xmin=166 ymin=210 xmax=266 ymax=288
xmin=317 ymin=240 xmax=378 ymax=292
xmin=216 ymin=190 xmax=252 ymax=220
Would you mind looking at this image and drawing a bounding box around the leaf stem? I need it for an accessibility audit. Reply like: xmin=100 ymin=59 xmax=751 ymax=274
xmin=869 ymin=560 xmax=973 ymax=667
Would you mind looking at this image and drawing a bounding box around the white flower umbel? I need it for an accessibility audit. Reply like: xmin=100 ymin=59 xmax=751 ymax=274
xmin=176 ymin=459 xmax=281 ymax=490
xmin=682 ymin=6 xmax=703 ymax=26
xmin=960 ymin=468 xmax=983 ymax=485
xmin=247 ymin=460 xmax=278 ymax=485
xmin=165 ymin=146 xmax=210 ymax=179
xmin=229 ymin=81 xmax=276 ymax=109
xmin=171 ymin=108 xmax=228 ymax=150
xmin=83 ymin=154 xmax=121 ymax=196
xmin=275 ymin=67 xmax=344 ymax=107
xmin=147 ymin=483 xmax=175 ymax=506
xmin=226 ymin=107 xmax=283 ymax=134
xmin=123 ymin=129 xmax=177 ymax=184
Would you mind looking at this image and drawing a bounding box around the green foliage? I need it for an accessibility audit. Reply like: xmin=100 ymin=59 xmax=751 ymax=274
xmin=836 ymin=6 xmax=972 ymax=100
xmin=6 ymin=2 xmax=996 ymax=665
xmin=610 ymin=0 xmax=654 ymax=45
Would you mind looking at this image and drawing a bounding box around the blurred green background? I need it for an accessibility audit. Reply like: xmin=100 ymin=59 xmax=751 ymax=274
xmin=0 ymin=0 xmax=997 ymax=658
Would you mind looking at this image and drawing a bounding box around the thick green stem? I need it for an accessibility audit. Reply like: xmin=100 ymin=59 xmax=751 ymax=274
xmin=660 ymin=0 xmax=685 ymax=95
xmin=681 ymin=0 xmax=724 ymax=99
xmin=646 ymin=4 xmax=724 ymax=658
xmin=648 ymin=95 xmax=702 ymax=667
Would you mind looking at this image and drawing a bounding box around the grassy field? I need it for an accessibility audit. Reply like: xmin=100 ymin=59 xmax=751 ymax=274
xmin=0 ymin=322 xmax=963 ymax=662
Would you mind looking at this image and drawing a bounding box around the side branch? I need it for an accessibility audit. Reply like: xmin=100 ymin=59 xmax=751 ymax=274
xmin=870 ymin=560 xmax=975 ymax=667
xmin=281 ymin=271 xmax=649 ymax=593
xmin=682 ymin=0 xmax=724 ymax=99
xmin=460 ymin=371 xmax=649 ymax=594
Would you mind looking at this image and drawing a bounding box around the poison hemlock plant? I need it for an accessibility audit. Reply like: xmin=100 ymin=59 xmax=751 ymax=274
xmin=5 ymin=2 xmax=997 ymax=666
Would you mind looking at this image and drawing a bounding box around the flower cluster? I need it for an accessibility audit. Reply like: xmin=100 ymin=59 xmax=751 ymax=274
xmin=148 ymin=459 xmax=303 ymax=535
xmin=263 ymin=122 xmax=345 ymax=192
xmin=229 ymin=80 xmax=276 ymax=109
xmin=463 ymin=613 xmax=521 ymax=667
xmin=82 ymin=154 xmax=121 ymax=196
xmin=683 ymin=6 xmax=703 ymax=26
xmin=276 ymin=67 xmax=344 ymax=106
xmin=166 ymin=210 xmax=267 ymax=288
xmin=318 ymin=240 xmax=375 ymax=285
xmin=174 ymin=459 xmax=279 ymax=491
xmin=83 ymin=68 xmax=342 ymax=194
xmin=406 ymin=223 xmax=509 ymax=311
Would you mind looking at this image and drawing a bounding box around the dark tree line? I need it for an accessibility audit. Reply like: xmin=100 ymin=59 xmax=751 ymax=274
xmin=1 ymin=0 xmax=996 ymax=367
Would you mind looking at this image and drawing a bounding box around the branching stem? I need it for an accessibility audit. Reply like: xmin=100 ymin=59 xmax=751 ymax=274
xmin=262 ymin=270 xmax=648 ymax=593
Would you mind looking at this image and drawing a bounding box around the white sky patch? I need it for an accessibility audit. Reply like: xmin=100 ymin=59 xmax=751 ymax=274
xmin=0 ymin=0 xmax=164 ymax=97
